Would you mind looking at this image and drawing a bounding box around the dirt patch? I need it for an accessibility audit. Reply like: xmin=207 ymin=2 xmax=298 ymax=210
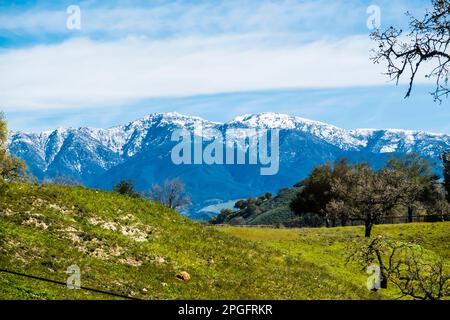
xmin=88 ymin=217 xmax=118 ymax=231
xmin=0 ymin=208 xmax=14 ymax=217
xmin=153 ymin=256 xmax=166 ymax=265
xmin=82 ymin=241 xmax=124 ymax=260
xmin=119 ymin=256 xmax=143 ymax=267
xmin=60 ymin=226 xmax=82 ymax=243
xmin=31 ymin=198 xmax=74 ymax=215
xmin=120 ymin=225 xmax=149 ymax=242
xmin=22 ymin=215 xmax=49 ymax=230
xmin=88 ymin=216 xmax=154 ymax=242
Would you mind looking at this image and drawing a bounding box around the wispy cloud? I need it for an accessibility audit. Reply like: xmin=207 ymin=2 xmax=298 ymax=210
xmin=0 ymin=33 xmax=396 ymax=110
xmin=0 ymin=0 xmax=441 ymax=134
xmin=0 ymin=1 xmax=356 ymax=39
xmin=0 ymin=0 xmax=428 ymax=45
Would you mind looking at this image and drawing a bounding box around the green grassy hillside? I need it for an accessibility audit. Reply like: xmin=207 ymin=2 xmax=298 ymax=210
xmin=0 ymin=182 xmax=448 ymax=300
xmin=0 ymin=182 xmax=375 ymax=300
xmin=217 ymin=223 xmax=450 ymax=299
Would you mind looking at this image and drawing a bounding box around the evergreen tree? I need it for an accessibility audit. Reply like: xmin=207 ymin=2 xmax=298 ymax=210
xmin=113 ymin=180 xmax=140 ymax=198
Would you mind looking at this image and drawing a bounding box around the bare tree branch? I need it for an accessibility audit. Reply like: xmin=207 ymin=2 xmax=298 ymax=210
xmin=371 ymin=0 xmax=450 ymax=102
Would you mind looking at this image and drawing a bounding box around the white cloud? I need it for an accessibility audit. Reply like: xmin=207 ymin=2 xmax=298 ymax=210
xmin=0 ymin=0 xmax=434 ymax=112
xmin=1 ymin=0 xmax=426 ymax=40
xmin=0 ymin=1 xmax=349 ymax=37
xmin=0 ymin=33 xmax=404 ymax=111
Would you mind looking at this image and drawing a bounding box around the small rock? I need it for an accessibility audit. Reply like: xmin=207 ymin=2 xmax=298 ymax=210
xmin=142 ymin=288 xmax=148 ymax=293
xmin=176 ymin=271 xmax=191 ymax=281
xmin=161 ymin=282 xmax=168 ymax=287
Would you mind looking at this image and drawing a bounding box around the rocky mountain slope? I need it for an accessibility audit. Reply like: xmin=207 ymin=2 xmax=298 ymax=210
xmin=8 ymin=112 xmax=450 ymax=218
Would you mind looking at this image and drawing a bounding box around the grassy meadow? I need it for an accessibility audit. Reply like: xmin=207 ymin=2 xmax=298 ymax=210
xmin=0 ymin=182 xmax=448 ymax=300
xmin=216 ymin=223 xmax=450 ymax=299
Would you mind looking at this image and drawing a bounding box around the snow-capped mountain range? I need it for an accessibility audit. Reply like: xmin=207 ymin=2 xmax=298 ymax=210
xmin=8 ymin=112 xmax=450 ymax=219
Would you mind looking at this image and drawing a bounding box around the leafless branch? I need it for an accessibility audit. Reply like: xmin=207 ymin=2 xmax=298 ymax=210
xmin=371 ymin=0 xmax=450 ymax=102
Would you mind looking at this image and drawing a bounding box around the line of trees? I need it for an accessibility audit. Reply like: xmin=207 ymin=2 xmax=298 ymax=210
xmin=290 ymin=155 xmax=449 ymax=237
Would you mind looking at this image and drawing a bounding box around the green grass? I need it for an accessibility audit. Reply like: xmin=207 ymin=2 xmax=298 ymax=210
xmin=217 ymin=223 xmax=450 ymax=299
xmin=0 ymin=182 xmax=448 ymax=300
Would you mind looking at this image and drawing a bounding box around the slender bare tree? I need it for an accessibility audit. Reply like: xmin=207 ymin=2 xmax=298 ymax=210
xmin=149 ymin=178 xmax=191 ymax=210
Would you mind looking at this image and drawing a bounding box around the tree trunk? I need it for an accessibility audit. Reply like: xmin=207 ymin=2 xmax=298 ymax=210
xmin=365 ymin=220 xmax=373 ymax=238
xmin=375 ymin=251 xmax=388 ymax=289
xmin=380 ymin=270 xmax=388 ymax=289
xmin=407 ymin=207 xmax=414 ymax=223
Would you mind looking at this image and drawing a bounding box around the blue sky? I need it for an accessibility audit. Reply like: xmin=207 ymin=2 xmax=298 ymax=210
xmin=1 ymin=0 xmax=449 ymax=133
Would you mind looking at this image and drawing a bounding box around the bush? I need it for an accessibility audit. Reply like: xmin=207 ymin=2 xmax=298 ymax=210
xmin=0 ymin=113 xmax=28 ymax=183
xmin=113 ymin=180 xmax=140 ymax=198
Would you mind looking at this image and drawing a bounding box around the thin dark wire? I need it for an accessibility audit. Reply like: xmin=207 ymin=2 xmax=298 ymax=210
xmin=0 ymin=268 xmax=141 ymax=300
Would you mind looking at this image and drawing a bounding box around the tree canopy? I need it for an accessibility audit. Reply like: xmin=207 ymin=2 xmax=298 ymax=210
xmin=0 ymin=113 xmax=27 ymax=184
xmin=291 ymin=155 xmax=444 ymax=237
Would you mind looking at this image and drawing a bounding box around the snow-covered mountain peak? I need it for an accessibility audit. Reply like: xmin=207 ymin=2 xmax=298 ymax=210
xmin=6 ymin=112 xmax=450 ymax=214
xmin=353 ymin=127 xmax=449 ymax=138
xmin=225 ymin=113 xmax=365 ymax=150
xmin=230 ymin=113 xmax=297 ymax=129
xmin=229 ymin=112 xmax=347 ymax=133
xmin=8 ymin=112 xmax=450 ymax=167
xmin=130 ymin=112 xmax=218 ymax=129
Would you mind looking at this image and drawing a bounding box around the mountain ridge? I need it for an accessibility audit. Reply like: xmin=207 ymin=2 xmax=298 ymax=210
xmin=12 ymin=111 xmax=449 ymax=139
xmin=7 ymin=112 xmax=450 ymax=218
xmin=10 ymin=112 xmax=449 ymax=154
